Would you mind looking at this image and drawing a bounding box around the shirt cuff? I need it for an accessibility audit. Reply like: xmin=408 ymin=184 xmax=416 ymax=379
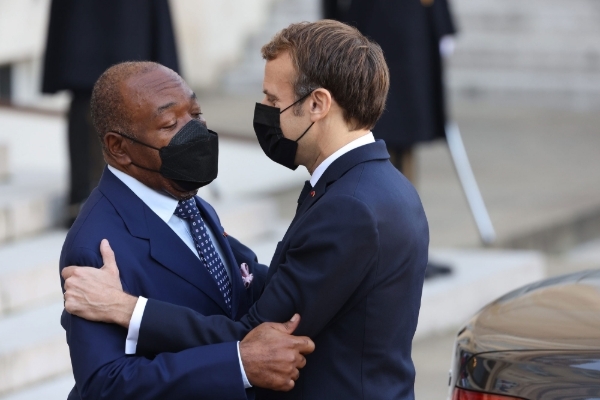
xmin=125 ymin=296 xmax=148 ymax=355
xmin=237 ymin=341 xmax=252 ymax=389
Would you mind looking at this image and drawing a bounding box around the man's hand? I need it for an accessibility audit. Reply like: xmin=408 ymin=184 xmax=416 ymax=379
xmin=62 ymin=239 xmax=137 ymax=328
xmin=240 ymin=315 xmax=315 ymax=391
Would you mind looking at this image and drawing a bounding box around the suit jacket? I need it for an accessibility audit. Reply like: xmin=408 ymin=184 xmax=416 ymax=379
xmin=42 ymin=0 xmax=179 ymax=93
xmin=59 ymin=167 xmax=267 ymax=400
xmin=136 ymin=141 xmax=429 ymax=399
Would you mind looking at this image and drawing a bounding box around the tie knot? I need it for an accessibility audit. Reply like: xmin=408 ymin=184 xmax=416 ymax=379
xmin=175 ymin=198 xmax=200 ymax=219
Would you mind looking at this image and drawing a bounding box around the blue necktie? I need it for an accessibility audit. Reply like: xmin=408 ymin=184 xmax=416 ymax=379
xmin=175 ymin=198 xmax=232 ymax=311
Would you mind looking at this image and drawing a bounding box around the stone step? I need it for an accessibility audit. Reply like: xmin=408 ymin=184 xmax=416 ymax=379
xmin=0 ymin=144 xmax=8 ymax=183
xmin=0 ymin=107 xmax=67 ymax=243
xmin=452 ymin=33 xmax=600 ymax=71
xmin=0 ymin=301 xmax=70 ymax=396
xmin=222 ymin=0 xmax=320 ymax=94
xmin=454 ymin=0 xmax=600 ymax=18
xmin=566 ymin=237 xmax=600 ymax=268
xmin=0 ymin=172 xmax=65 ymax=244
xmin=448 ymin=0 xmax=600 ymax=99
xmin=0 ymin=375 xmax=73 ymax=400
xmin=0 ymin=230 xmax=66 ymax=315
xmin=457 ymin=13 xmax=600 ymax=35
xmin=448 ymin=68 xmax=600 ymax=95
xmin=416 ymin=248 xmax=547 ymax=338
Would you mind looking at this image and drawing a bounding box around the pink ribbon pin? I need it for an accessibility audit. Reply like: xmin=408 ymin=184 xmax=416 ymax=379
xmin=240 ymin=263 xmax=254 ymax=288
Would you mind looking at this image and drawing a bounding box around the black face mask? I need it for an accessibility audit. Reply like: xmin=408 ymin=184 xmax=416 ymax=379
xmin=253 ymin=92 xmax=315 ymax=170
xmin=112 ymin=119 xmax=219 ymax=191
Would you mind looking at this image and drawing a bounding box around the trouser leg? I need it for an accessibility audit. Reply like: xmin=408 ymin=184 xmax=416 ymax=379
xmin=66 ymin=91 xmax=104 ymax=226
xmin=387 ymin=145 xmax=416 ymax=185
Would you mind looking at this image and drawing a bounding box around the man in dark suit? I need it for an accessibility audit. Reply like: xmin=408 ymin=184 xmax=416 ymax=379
xmin=64 ymin=21 xmax=429 ymax=399
xmin=325 ymin=0 xmax=458 ymax=280
xmin=42 ymin=0 xmax=180 ymax=226
xmin=59 ymin=61 xmax=314 ymax=399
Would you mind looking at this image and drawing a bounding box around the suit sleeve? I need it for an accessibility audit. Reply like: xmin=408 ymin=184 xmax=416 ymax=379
xmin=137 ymin=194 xmax=379 ymax=352
xmin=136 ymin=234 xmax=268 ymax=356
xmin=247 ymin=194 xmax=380 ymax=337
xmin=60 ymin=247 xmax=248 ymax=400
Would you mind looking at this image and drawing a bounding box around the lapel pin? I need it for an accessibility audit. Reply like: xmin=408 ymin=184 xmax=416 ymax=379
xmin=240 ymin=263 xmax=254 ymax=288
xmin=310 ymin=190 xmax=316 ymax=197
xmin=223 ymin=231 xmax=228 ymax=237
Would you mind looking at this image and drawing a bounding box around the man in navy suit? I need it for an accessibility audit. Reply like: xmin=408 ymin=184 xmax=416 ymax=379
xmin=64 ymin=20 xmax=429 ymax=399
xmin=59 ymin=61 xmax=315 ymax=399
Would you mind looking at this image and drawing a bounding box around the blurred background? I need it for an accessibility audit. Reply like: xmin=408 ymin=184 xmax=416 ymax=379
xmin=0 ymin=0 xmax=600 ymax=399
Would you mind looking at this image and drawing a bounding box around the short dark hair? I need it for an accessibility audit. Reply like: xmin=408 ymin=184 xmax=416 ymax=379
xmin=90 ymin=61 xmax=163 ymax=144
xmin=261 ymin=20 xmax=390 ymax=130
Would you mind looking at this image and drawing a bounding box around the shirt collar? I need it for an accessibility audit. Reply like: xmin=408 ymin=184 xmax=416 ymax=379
xmin=309 ymin=132 xmax=375 ymax=187
xmin=107 ymin=165 xmax=179 ymax=224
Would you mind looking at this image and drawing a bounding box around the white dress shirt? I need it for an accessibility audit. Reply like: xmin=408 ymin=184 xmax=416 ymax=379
xmin=107 ymin=166 xmax=250 ymax=388
xmin=309 ymin=132 xmax=375 ymax=187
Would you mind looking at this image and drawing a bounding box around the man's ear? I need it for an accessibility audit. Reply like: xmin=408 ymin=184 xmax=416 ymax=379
xmin=309 ymin=88 xmax=332 ymax=122
xmin=104 ymin=132 xmax=132 ymax=167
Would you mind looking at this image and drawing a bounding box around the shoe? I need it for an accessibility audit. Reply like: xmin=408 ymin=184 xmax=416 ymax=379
xmin=424 ymin=261 xmax=452 ymax=280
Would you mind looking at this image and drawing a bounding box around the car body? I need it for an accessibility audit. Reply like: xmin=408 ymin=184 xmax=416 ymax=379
xmin=448 ymin=269 xmax=600 ymax=400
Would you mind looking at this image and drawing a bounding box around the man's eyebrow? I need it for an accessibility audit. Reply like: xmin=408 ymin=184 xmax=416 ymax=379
xmin=156 ymin=101 xmax=177 ymax=115
xmin=263 ymin=90 xmax=279 ymax=101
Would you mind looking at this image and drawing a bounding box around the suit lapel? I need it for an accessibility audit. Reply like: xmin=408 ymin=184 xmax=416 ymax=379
xmin=266 ymin=142 xmax=390 ymax=283
xmin=295 ymin=140 xmax=390 ymax=222
xmin=144 ymin=207 xmax=231 ymax=315
xmin=195 ymin=197 xmax=250 ymax=320
xmin=98 ymin=167 xmax=230 ymax=315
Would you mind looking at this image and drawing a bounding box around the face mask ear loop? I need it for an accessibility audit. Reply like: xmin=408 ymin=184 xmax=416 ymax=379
xmin=109 ymin=131 xmax=162 ymax=173
xmin=295 ymin=122 xmax=315 ymax=143
xmin=280 ymin=89 xmax=315 ymax=114
xmin=109 ymin=131 xmax=161 ymax=151
xmin=130 ymin=161 xmax=162 ymax=174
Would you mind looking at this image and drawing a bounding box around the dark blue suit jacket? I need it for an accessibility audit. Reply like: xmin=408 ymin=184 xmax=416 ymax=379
xmin=137 ymin=141 xmax=429 ymax=399
xmin=59 ymin=168 xmax=267 ymax=399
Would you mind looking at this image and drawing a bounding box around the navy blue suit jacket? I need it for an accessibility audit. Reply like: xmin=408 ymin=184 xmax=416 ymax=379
xmin=137 ymin=141 xmax=429 ymax=399
xmin=59 ymin=168 xmax=267 ymax=399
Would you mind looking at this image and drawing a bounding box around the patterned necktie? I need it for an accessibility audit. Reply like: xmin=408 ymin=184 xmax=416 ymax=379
xmin=175 ymin=198 xmax=232 ymax=311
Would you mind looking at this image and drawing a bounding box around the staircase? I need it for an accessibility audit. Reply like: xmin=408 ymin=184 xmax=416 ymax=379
xmin=222 ymin=0 xmax=321 ymax=95
xmin=0 ymin=233 xmax=72 ymax=399
xmin=449 ymin=0 xmax=600 ymax=107
xmin=0 ymin=107 xmax=72 ymax=399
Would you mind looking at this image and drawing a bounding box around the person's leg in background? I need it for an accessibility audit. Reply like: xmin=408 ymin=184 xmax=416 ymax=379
xmin=388 ymin=142 xmax=451 ymax=279
xmin=66 ymin=90 xmax=105 ymax=227
xmin=387 ymin=145 xmax=416 ymax=185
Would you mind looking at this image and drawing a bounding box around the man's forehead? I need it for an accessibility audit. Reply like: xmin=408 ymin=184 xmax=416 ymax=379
xmin=123 ymin=69 xmax=193 ymax=105
xmin=263 ymin=53 xmax=296 ymax=96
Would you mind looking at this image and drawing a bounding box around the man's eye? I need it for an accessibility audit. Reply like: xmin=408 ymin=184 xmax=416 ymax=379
xmin=192 ymin=112 xmax=203 ymax=119
xmin=162 ymin=122 xmax=177 ymax=130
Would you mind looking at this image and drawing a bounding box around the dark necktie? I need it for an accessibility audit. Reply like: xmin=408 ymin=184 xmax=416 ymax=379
xmin=174 ymin=198 xmax=232 ymax=311
xmin=297 ymin=180 xmax=312 ymax=207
